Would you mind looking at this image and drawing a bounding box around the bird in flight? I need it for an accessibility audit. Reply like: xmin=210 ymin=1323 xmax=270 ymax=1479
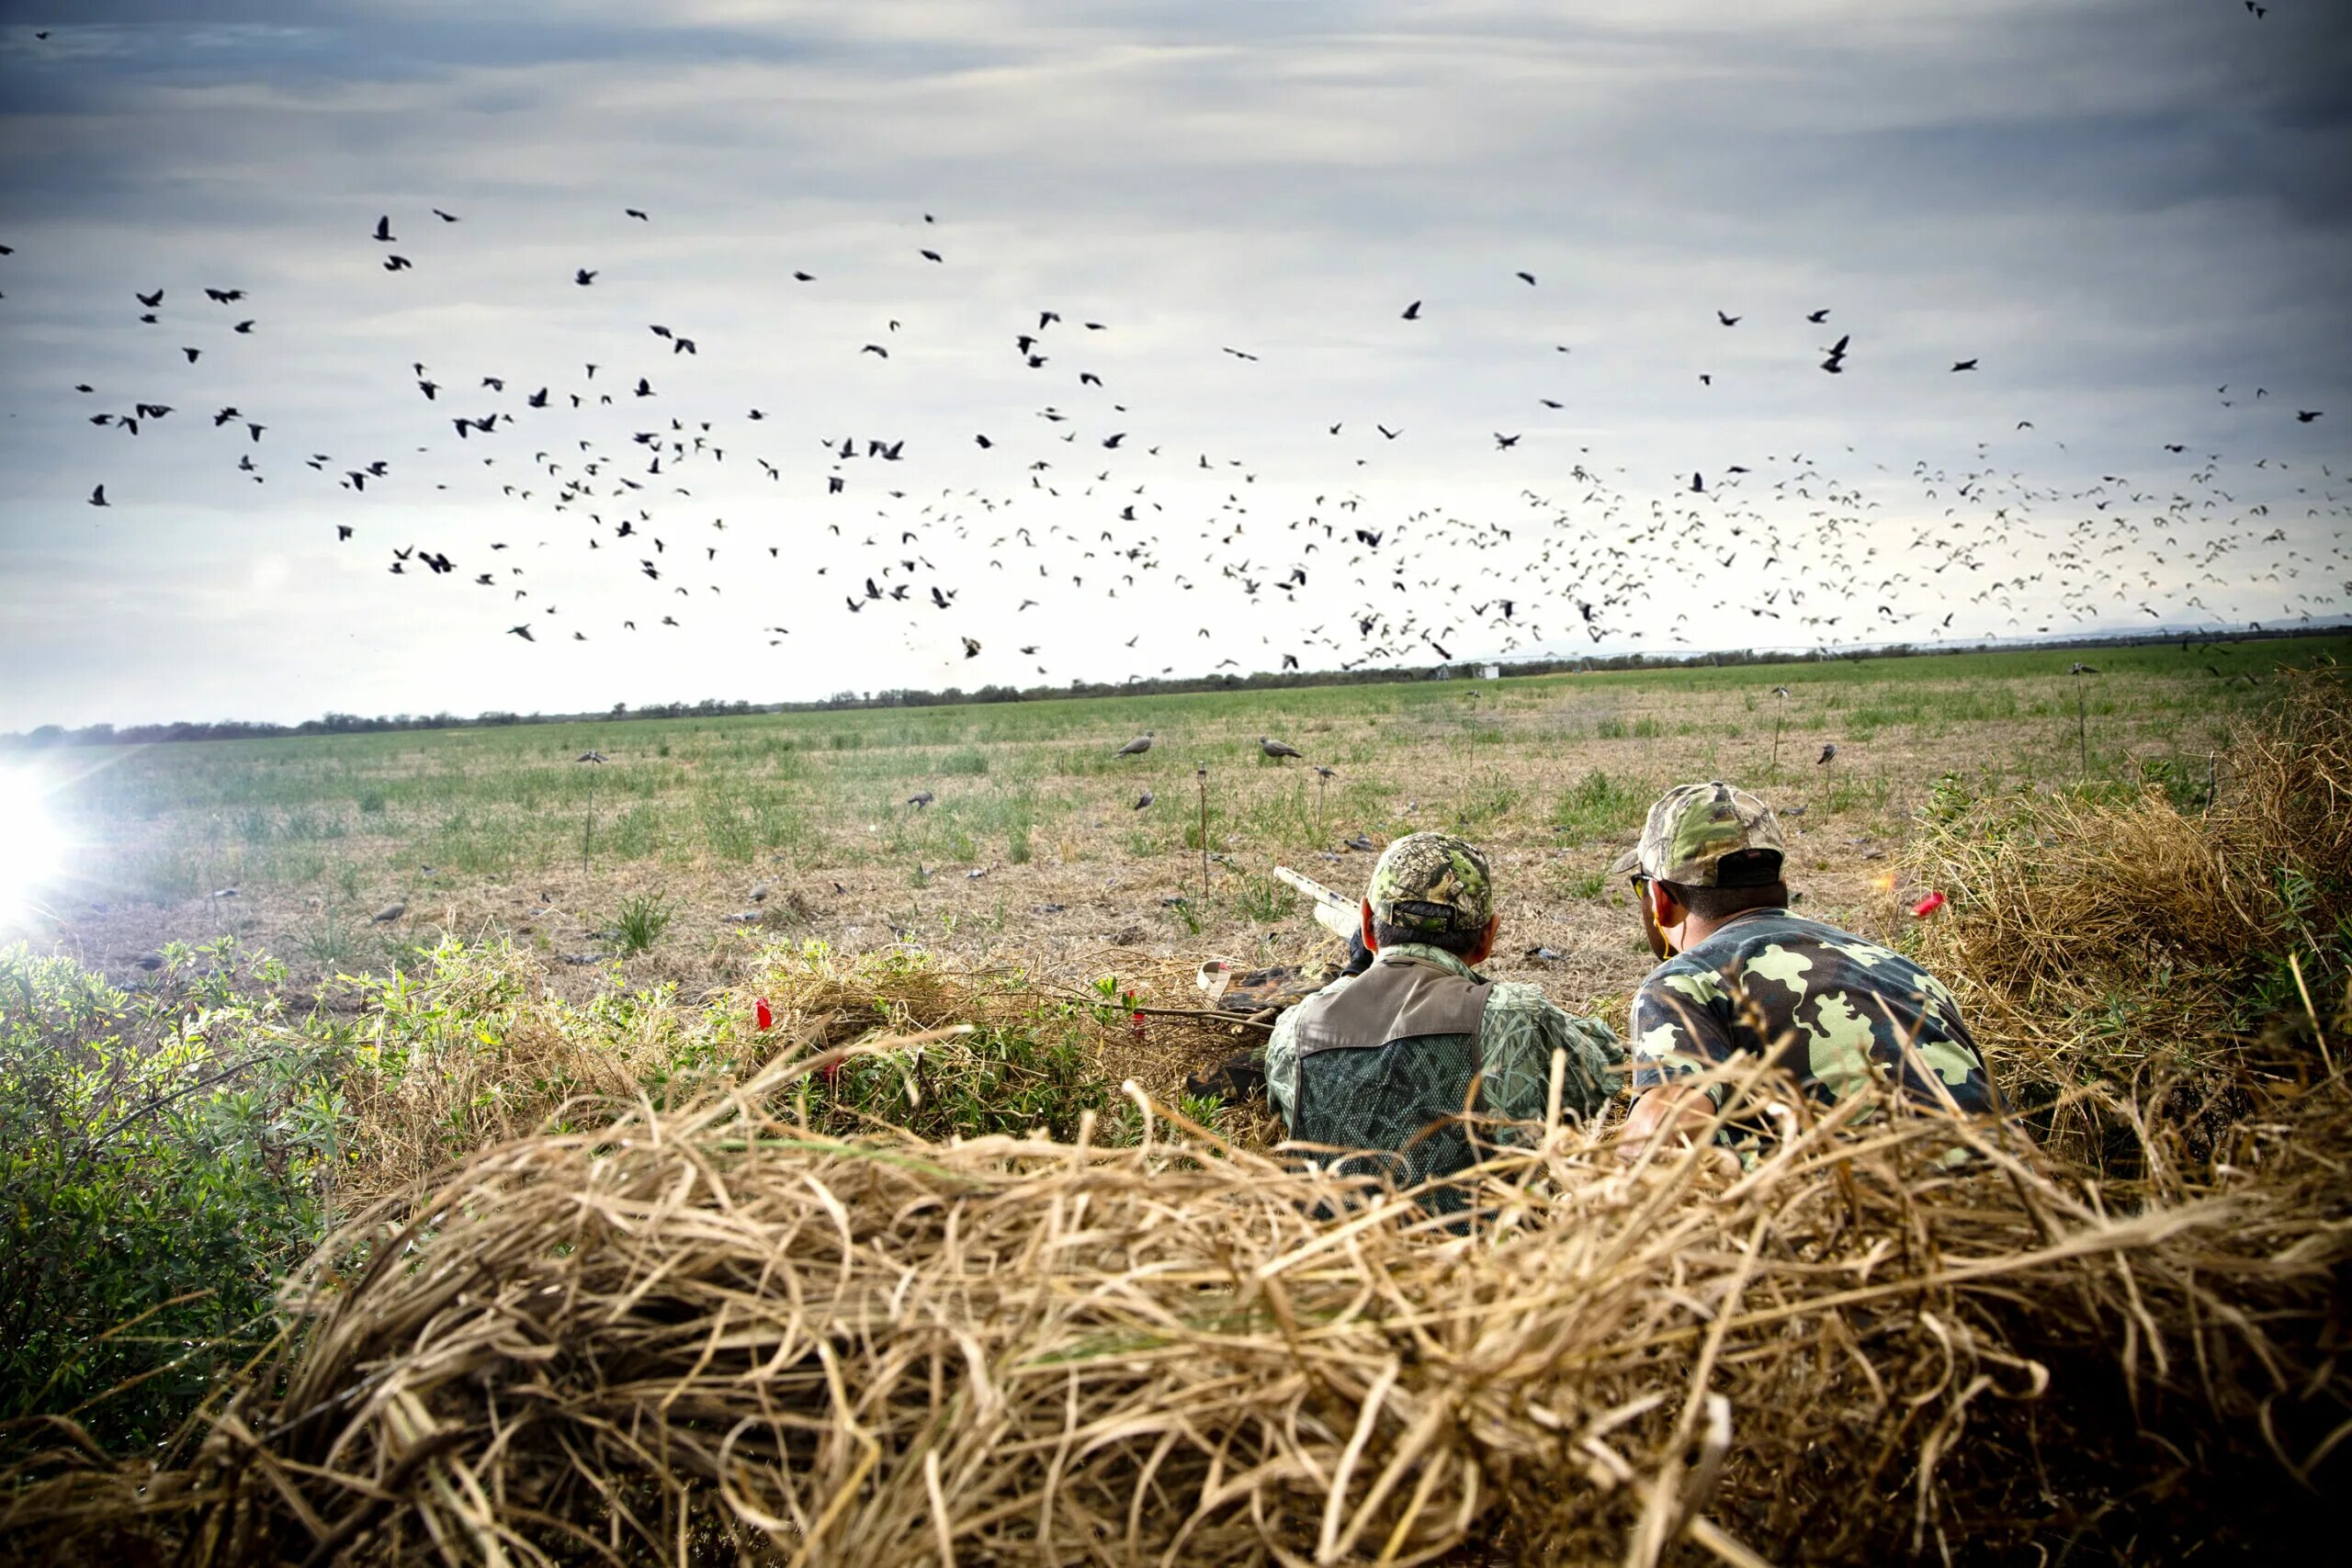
xmin=1951 ymin=358 xmax=1979 ymax=372
xmin=574 ymin=268 xmax=597 ymax=286
xmin=1716 ymin=310 xmax=1740 ymax=326
xmin=87 ymin=484 xmax=108 ymax=507
xmin=1401 ymin=299 xmax=1422 ymax=321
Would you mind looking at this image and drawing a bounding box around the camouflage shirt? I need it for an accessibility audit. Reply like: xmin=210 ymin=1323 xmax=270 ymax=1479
xmin=1266 ymin=943 xmax=1623 ymax=1134
xmin=1629 ymin=908 xmax=1994 ymax=1114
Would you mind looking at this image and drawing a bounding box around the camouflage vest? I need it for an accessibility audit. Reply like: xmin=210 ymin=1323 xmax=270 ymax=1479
xmin=1289 ymin=953 xmax=1494 ymax=1203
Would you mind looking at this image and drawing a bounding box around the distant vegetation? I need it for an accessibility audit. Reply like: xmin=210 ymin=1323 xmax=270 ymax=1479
xmin=5 ymin=624 xmax=2337 ymax=748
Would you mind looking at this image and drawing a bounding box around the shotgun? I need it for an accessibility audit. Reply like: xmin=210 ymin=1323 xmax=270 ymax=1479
xmin=1272 ymin=865 xmax=1360 ymax=940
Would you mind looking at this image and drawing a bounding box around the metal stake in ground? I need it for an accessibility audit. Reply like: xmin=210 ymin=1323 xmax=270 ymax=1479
xmin=2069 ymin=663 xmax=2099 ymax=776
xmin=1769 ymin=685 xmax=1791 ymax=776
xmin=1314 ymin=765 xmax=1336 ymax=839
xmin=1194 ymin=761 xmax=1213 ymax=911
xmin=576 ymin=749 xmax=606 ymax=868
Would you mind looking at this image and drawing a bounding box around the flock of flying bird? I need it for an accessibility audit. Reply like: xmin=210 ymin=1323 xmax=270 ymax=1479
xmin=15 ymin=175 xmax=2347 ymax=684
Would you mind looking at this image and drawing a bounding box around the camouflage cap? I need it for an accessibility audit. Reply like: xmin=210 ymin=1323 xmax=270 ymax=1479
xmin=1366 ymin=831 xmax=1495 ymax=936
xmin=1608 ymin=782 xmax=1786 ymax=887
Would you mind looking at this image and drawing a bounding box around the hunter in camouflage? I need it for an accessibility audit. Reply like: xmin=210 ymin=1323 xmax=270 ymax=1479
xmin=1611 ymin=783 xmax=1996 ymax=1157
xmin=1266 ymin=832 xmax=1623 ymax=1207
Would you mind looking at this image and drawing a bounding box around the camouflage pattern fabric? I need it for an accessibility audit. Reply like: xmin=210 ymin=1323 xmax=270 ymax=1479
xmin=1266 ymin=943 xmax=1623 ymax=1195
xmin=1609 ymin=781 xmax=1786 ymax=887
xmin=1629 ymin=908 xmax=1995 ymax=1114
xmin=1365 ymin=832 xmax=1494 ymax=936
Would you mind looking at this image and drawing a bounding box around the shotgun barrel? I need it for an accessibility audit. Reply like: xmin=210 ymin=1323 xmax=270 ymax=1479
xmin=1272 ymin=864 xmax=1360 ymax=939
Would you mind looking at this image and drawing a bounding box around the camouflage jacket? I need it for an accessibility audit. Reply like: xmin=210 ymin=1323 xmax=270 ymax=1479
xmin=1266 ymin=943 xmax=1623 ymax=1137
xmin=1629 ymin=908 xmax=1994 ymax=1114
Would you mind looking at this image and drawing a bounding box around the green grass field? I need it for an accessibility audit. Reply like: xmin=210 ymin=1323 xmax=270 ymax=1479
xmin=48 ymin=637 xmax=2335 ymax=886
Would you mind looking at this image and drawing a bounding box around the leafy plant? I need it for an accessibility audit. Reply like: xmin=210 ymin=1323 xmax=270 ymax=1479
xmin=0 ymin=942 xmax=337 ymax=1456
xmin=613 ymin=892 xmax=673 ymax=955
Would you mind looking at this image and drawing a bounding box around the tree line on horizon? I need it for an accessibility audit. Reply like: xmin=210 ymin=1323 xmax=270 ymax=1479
xmin=2 ymin=626 xmax=2329 ymax=749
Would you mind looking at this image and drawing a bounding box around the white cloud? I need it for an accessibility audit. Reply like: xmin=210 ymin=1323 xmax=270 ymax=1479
xmin=0 ymin=0 xmax=2345 ymax=728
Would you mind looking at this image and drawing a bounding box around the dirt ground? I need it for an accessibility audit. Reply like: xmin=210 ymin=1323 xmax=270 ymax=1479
xmin=38 ymin=797 xmax=1921 ymax=1032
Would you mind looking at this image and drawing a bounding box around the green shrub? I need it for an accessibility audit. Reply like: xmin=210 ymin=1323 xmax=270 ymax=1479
xmin=806 ymin=1010 xmax=1122 ymax=1145
xmin=0 ymin=942 xmax=337 ymax=1456
xmin=614 ymin=893 xmax=673 ymax=955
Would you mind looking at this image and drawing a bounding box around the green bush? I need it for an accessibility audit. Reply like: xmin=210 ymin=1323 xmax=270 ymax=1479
xmin=803 ymin=999 xmax=1126 ymax=1145
xmin=0 ymin=942 xmax=338 ymax=1456
xmin=614 ymin=892 xmax=673 ymax=954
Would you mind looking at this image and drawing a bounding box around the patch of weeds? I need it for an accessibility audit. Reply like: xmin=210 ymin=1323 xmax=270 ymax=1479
xmin=613 ymin=892 xmax=673 ymax=955
xmin=1236 ymin=875 xmax=1291 ymax=923
xmin=940 ymin=748 xmax=989 ymax=777
xmin=298 ymin=919 xmax=357 ymax=967
xmin=808 ymin=1005 xmax=1120 ymax=1144
xmin=1566 ymin=869 xmax=1608 ymax=900
xmin=1553 ymin=770 xmax=1646 ymax=840
xmin=1453 ymin=772 xmax=1521 ymax=831
xmin=1009 ymin=825 xmax=1034 ymax=864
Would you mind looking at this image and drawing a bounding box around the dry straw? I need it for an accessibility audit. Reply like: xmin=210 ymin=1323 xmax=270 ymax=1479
xmin=6 ymin=669 xmax=2348 ymax=1564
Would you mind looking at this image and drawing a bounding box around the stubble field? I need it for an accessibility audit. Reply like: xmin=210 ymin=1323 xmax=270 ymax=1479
xmin=28 ymin=635 xmax=2342 ymax=1030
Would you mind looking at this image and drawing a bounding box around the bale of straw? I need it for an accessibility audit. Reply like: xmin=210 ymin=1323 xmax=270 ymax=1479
xmin=8 ymin=1039 xmax=2345 ymax=1565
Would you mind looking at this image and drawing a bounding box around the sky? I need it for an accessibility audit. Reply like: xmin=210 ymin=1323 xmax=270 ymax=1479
xmin=1 ymin=0 xmax=2346 ymax=731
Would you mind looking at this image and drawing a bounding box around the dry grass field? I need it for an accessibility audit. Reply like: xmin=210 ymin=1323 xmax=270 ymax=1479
xmin=24 ymin=637 xmax=2345 ymax=1024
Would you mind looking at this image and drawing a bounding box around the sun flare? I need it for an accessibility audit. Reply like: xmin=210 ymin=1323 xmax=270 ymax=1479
xmin=0 ymin=771 xmax=69 ymax=918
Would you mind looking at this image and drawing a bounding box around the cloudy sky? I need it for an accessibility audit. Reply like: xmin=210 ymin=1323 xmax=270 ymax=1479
xmin=1 ymin=0 xmax=2346 ymax=731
